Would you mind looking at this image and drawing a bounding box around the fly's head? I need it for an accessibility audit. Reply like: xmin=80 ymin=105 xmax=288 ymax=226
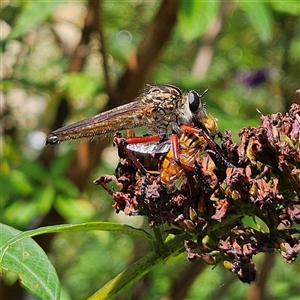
xmin=186 ymin=89 xmax=219 ymax=137
xmin=175 ymin=89 xmax=218 ymax=137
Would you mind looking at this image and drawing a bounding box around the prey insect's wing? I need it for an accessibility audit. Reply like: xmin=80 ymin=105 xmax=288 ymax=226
xmin=46 ymin=100 xmax=155 ymax=145
xmin=126 ymin=139 xmax=171 ymax=154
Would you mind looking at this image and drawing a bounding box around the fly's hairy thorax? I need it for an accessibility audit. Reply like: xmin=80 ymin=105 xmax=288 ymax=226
xmin=141 ymin=84 xmax=190 ymax=138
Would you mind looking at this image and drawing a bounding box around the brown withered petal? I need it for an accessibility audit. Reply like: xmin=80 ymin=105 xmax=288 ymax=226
xmin=290 ymin=116 xmax=300 ymax=140
xmin=184 ymin=240 xmax=201 ymax=262
xmin=287 ymin=204 xmax=300 ymax=223
xmin=211 ymin=199 xmax=229 ymax=221
xmin=224 ymin=167 xmax=248 ymax=190
xmin=278 ymin=240 xmax=300 ymax=263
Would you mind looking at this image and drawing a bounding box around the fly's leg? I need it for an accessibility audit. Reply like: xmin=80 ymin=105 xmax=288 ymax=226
xmin=117 ymin=134 xmax=161 ymax=175
xmin=170 ymin=133 xmax=197 ymax=172
xmin=171 ymin=133 xmax=180 ymax=162
xmin=126 ymin=135 xmax=161 ymax=144
xmin=95 ymin=135 xmax=161 ymax=195
xmin=181 ymin=125 xmax=235 ymax=169
xmin=194 ymin=161 xmax=212 ymax=191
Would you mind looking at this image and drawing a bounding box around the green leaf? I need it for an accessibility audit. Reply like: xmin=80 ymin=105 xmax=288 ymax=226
xmin=89 ymin=250 xmax=164 ymax=300
xmin=8 ymin=1 xmax=65 ymax=40
xmin=0 ymin=222 xmax=161 ymax=299
xmin=2 ymin=187 xmax=55 ymax=228
xmin=88 ymin=235 xmax=186 ymax=300
xmin=269 ymin=0 xmax=300 ymax=16
xmin=19 ymin=159 xmax=48 ymax=183
xmin=178 ymin=0 xmax=220 ymax=41
xmin=54 ymin=195 xmax=96 ymax=221
xmin=50 ymin=152 xmax=73 ymax=179
xmin=237 ymin=0 xmax=273 ymax=43
xmin=0 ymin=222 xmax=157 ymax=258
xmin=0 ymin=223 xmax=61 ymax=299
xmin=59 ymin=73 xmax=102 ymax=101
xmin=1 ymin=170 xmax=33 ymax=200
xmin=52 ymin=177 xmax=80 ymax=199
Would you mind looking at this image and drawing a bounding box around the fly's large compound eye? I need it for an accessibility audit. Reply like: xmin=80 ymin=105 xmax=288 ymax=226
xmin=188 ymin=90 xmax=200 ymax=113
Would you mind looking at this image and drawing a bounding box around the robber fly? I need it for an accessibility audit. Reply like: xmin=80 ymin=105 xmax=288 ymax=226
xmin=124 ymin=89 xmax=220 ymax=193
xmin=46 ymin=83 xmax=223 ymax=193
xmin=45 ymin=84 xmax=208 ymax=145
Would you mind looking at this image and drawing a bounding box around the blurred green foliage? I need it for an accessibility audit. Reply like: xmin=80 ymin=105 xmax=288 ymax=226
xmin=1 ymin=0 xmax=299 ymax=299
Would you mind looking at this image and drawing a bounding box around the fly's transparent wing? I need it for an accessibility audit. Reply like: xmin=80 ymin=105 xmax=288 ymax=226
xmin=46 ymin=100 xmax=154 ymax=145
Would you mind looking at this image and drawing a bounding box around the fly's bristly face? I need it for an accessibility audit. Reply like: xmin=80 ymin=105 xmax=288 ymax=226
xmin=188 ymin=89 xmax=219 ymax=137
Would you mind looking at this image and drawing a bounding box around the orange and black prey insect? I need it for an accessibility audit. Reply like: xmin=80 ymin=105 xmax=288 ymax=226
xmin=160 ymin=123 xmax=220 ymax=193
xmin=45 ymin=84 xmax=211 ymax=145
xmin=128 ymin=124 xmax=220 ymax=193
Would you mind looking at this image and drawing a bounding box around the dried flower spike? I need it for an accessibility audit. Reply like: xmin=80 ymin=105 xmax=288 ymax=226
xmin=95 ymin=103 xmax=300 ymax=283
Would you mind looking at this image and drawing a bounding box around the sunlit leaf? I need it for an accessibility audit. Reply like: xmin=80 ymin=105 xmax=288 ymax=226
xmin=2 ymin=170 xmax=33 ymax=198
xmin=59 ymin=73 xmax=102 ymax=102
xmin=2 ymin=186 xmax=55 ymax=228
xmin=269 ymin=0 xmax=300 ymax=16
xmin=8 ymin=1 xmax=65 ymax=40
xmin=0 ymin=223 xmax=61 ymax=299
xmin=2 ymin=201 xmax=38 ymax=227
xmin=237 ymin=0 xmax=273 ymax=43
xmin=178 ymin=0 xmax=220 ymax=41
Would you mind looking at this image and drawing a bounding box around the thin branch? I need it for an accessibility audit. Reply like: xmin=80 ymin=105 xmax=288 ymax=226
xmin=69 ymin=0 xmax=99 ymax=73
xmin=98 ymin=0 xmax=111 ymax=94
xmin=191 ymin=1 xmax=228 ymax=79
xmin=111 ymin=0 xmax=179 ymax=107
xmin=169 ymin=261 xmax=206 ymax=300
xmin=246 ymin=253 xmax=274 ymax=300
